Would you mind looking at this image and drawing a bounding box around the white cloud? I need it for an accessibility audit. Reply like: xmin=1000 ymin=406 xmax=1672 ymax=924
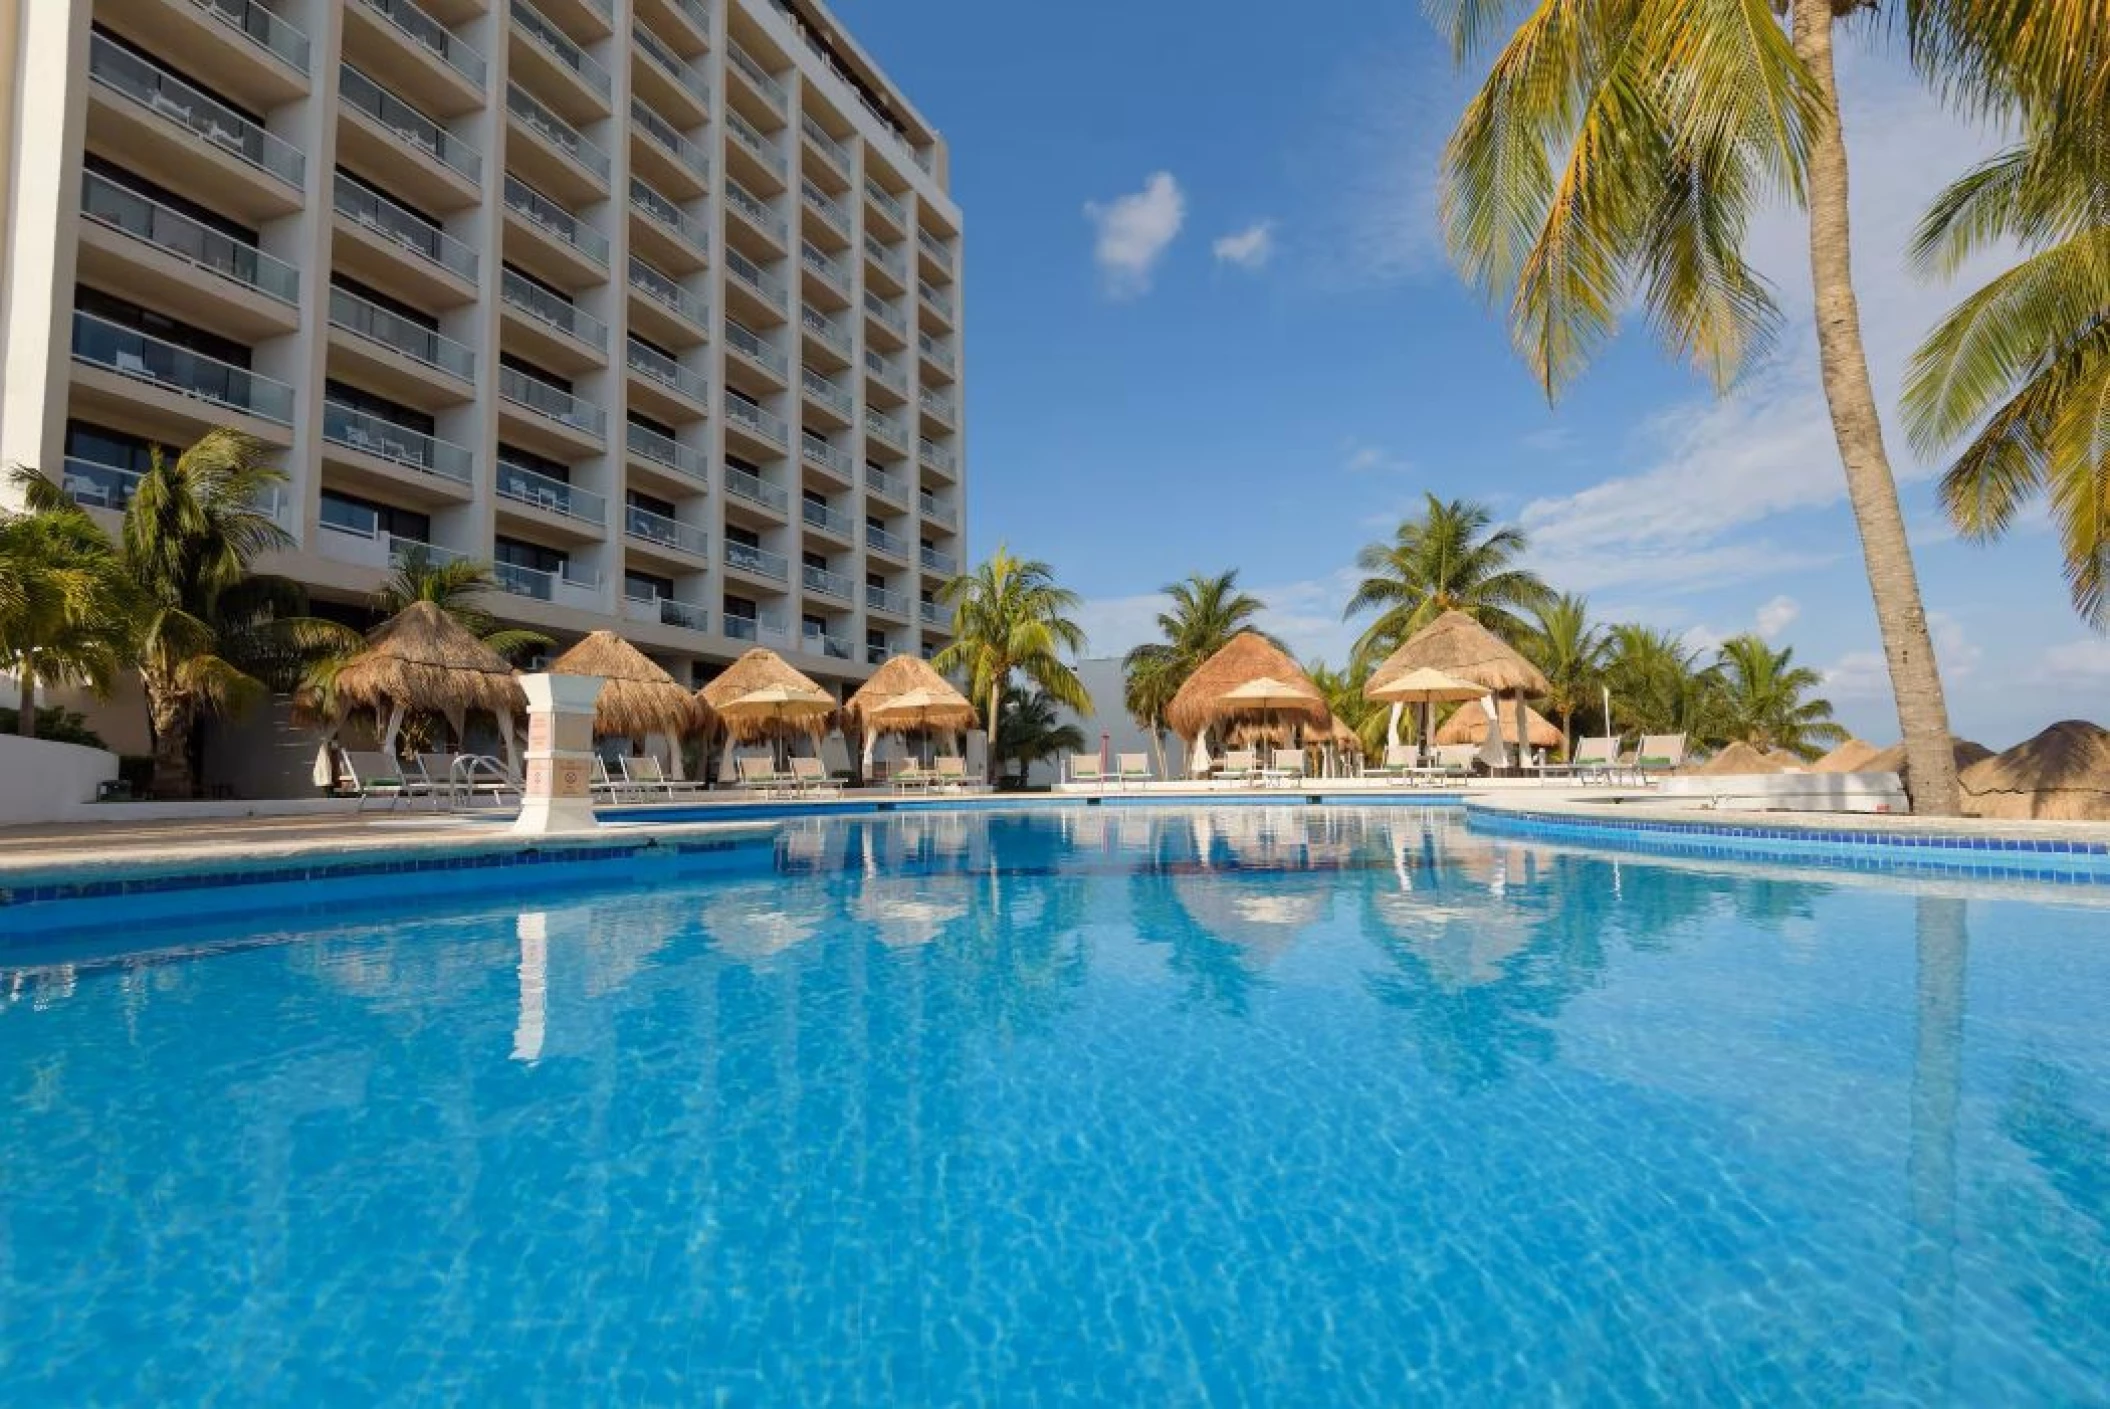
xmin=1074 ymin=569 xmax=1366 ymax=671
xmin=1083 ymin=172 xmax=1185 ymax=298
xmin=1681 ymin=624 xmax=1726 ymax=658
xmin=2036 ymin=638 xmax=2110 ymax=687
xmin=1822 ymin=612 xmax=1982 ymax=705
xmin=1212 ymin=221 xmax=1276 ymax=270
xmin=1342 ymin=439 xmax=1412 ymax=476
xmin=1756 ymin=595 xmax=1801 ymax=640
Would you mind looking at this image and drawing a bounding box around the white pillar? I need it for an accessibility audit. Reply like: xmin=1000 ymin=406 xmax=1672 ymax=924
xmin=513 ymin=672 xmax=605 ymax=835
xmin=512 ymin=912 xmax=548 ymax=1064
xmin=379 ymin=701 xmax=406 ymax=759
xmin=1387 ymin=702 xmax=1403 ymax=748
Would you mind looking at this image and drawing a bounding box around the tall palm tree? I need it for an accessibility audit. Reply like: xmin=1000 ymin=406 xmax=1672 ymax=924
xmin=122 ymin=429 xmax=355 ymax=797
xmin=1434 ymin=0 xmax=1963 ymax=813
xmin=1343 ymin=494 xmax=1548 ymax=668
xmin=1307 ymin=658 xmax=1385 ymax=756
xmin=1122 ymin=648 xmax=1182 ymax=782
xmin=993 ymin=687 xmax=1088 ymax=788
xmin=0 ymin=473 xmax=135 ymax=737
xmin=932 ymin=546 xmax=1091 ymax=783
xmin=1525 ymin=594 xmax=1608 ymax=756
xmin=1603 ymin=625 xmax=1718 ymax=741
xmin=1121 ymin=569 xmax=1270 ymax=773
xmin=1713 ymin=634 xmax=1848 ymax=758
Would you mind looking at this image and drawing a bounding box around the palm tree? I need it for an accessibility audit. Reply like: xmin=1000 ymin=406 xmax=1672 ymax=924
xmin=1712 ymin=634 xmax=1848 ymax=758
xmin=1602 ymin=625 xmax=1718 ymax=741
xmin=1343 ymin=494 xmax=1548 ymax=668
xmin=1122 ymin=647 xmax=1182 ymax=782
xmin=1434 ymin=0 xmax=1964 ymax=813
xmin=932 ymin=546 xmax=1091 ymax=784
xmin=121 ymin=429 xmax=355 ymax=797
xmin=1525 ymin=594 xmax=1607 ymax=757
xmin=1121 ymin=569 xmax=1270 ymax=774
xmin=0 ymin=474 xmax=135 ymax=737
xmin=993 ymin=687 xmax=1088 ymax=788
xmin=1307 ymin=658 xmax=1385 ymax=756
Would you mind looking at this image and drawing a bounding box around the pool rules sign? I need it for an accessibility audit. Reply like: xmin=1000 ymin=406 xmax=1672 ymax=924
xmin=514 ymin=673 xmax=606 ymax=835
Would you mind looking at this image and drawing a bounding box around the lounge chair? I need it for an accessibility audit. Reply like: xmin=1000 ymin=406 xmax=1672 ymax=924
xmin=890 ymin=759 xmax=935 ymax=793
xmin=735 ymin=755 xmax=795 ymax=796
xmin=788 ymin=756 xmax=842 ymax=797
xmin=1631 ymin=734 xmax=1688 ymax=785
xmin=1262 ymin=748 xmax=1306 ymax=787
xmin=1362 ymin=743 xmax=1416 ymax=785
xmin=416 ymin=752 xmax=516 ymax=807
xmin=1116 ymin=752 xmax=1153 ymax=788
xmin=1419 ymin=744 xmax=1477 ymax=785
xmin=628 ymin=754 xmax=707 ymax=798
xmin=1069 ymin=753 xmax=1107 ymax=789
xmin=1565 ymin=737 xmax=1620 ymax=786
xmin=341 ymin=750 xmax=436 ymax=811
xmin=932 ymin=756 xmax=970 ymax=792
xmin=1215 ymin=750 xmax=1259 ymax=786
xmin=590 ymin=755 xmax=638 ymax=803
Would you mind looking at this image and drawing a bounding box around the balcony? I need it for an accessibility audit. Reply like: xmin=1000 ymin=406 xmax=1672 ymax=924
xmin=869 ymin=584 xmax=913 ymax=619
xmin=508 ymin=82 xmax=610 ymax=186
xmin=626 ymin=420 xmax=710 ymax=484
xmin=511 ymin=0 xmax=612 ymax=106
xmin=72 ymin=311 xmax=293 ymax=425
xmin=625 ymin=504 xmax=708 ymax=557
xmin=331 ymin=285 xmax=475 ymax=382
xmin=802 ymin=305 xmax=851 ymax=360
xmin=920 ymin=600 xmax=944 ymax=626
xmin=633 ymin=25 xmax=710 ymax=119
xmin=918 ymin=330 xmax=957 ymax=374
xmin=724 ymin=320 xmax=787 ymax=378
xmin=726 ymin=249 xmax=788 ymax=312
xmin=505 ymin=175 xmax=609 ymax=266
xmin=917 ymin=227 xmax=956 ymax=273
xmin=801 ymin=179 xmax=849 ymax=236
xmin=724 ymin=540 xmax=789 ymax=582
xmin=626 ymin=339 xmax=709 ymax=405
xmin=920 ymin=545 xmax=958 ymax=575
xmin=726 ymin=42 xmax=788 ymax=116
xmin=320 ymin=521 xmax=466 ymax=573
xmin=335 ymin=176 xmax=478 ymax=285
xmin=724 ymin=609 xmax=788 ymax=644
xmin=725 ymin=110 xmax=788 ymax=187
xmin=627 ymin=593 xmax=709 ymax=633
xmin=865 ymin=523 xmax=908 ymax=559
xmin=341 ymin=64 xmax=481 ymax=186
xmin=919 ymin=389 xmax=957 ymax=426
xmin=802 ymin=242 xmax=849 ymax=297
xmin=802 ymin=627 xmax=853 ymax=661
xmin=352 ymin=0 xmax=485 ymax=91
xmin=630 ymin=176 xmax=711 ymax=259
xmin=863 ymin=233 xmax=907 ymax=288
xmin=89 ymin=34 xmax=305 ymax=195
xmin=629 ymin=256 xmax=710 ymax=330
xmin=499 ymin=363 xmax=606 ymax=437
xmin=57 ymin=456 xmax=143 ymax=513
xmin=864 ymin=290 xmax=907 ymax=339
xmin=864 ymin=408 xmax=907 ymax=450
xmin=725 ymin=394 xmax=788 ymax=446
xmin=726 ymin=180 xmax=788 ymax=245
xmin=501 ymin=268 xmax=608 ymax=353
xmin=497 ymin=461 xmax=606 ymax=525
xmin=724 ymin=465 xmax=789 ymax=513
xmin=802 ymin=368 xmax=850 ymax=417
xmin=918 ymin=279 xmax=955 ymax=322
xmin=496 ymin=559 xmax=603 ymax=607
xmin=802 ymin=563 xmax=854 ymax=601
xmin=863 ymin=349 xmax=906 ymax=395
xmin=865 ymin=177 xmax=905 ymax=232
xmin=801 ymin=431 xmax=852 ymax=478
xmin=919 ymin=491 xmax=957 ymax=529
xmin=802 ymin=498 xmax=854 ymax=538
xmin=631 ymin=97 xmax=710 ymax=189
xmin=323 ymin=400 xmax=474 ymax=484
xmin=81 ymin=170 xmax=299 ymax=306
xmin=864 ymin=463 xmax=907 ymax=504
xmin=919 ymin=436 xmax=958 ymax=475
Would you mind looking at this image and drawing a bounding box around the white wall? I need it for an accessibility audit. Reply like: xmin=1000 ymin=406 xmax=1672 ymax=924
xmin=0 ymin=733 xmax=119 ymax=824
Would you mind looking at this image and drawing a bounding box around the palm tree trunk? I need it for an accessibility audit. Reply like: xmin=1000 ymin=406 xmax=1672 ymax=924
xmin=986 ymin=681 xmax=1004 ymax=785
xmin=146 ymin=682 xmax=194 ymax=799
xmin=16 ymin=658 xmax=35 ymax=738
xmin=1791 ymin=0 xmax=1961 ymax=817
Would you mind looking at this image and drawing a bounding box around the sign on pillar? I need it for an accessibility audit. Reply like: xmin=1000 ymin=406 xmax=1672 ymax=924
xmin=513 ymin=672 xmax=606 ymax=835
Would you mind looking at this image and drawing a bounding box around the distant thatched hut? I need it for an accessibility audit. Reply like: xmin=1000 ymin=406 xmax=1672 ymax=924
xmin=1366 ymin=611 xmax=1550 ymax=765
xmin=700 ymin=651 xmax=836 ymax=779
xmin=844 ymin=655 xmax=977 ymax=770
xmin=1690 ymin=742 xmax=1791 ymax=776
xmin=331 ymin=601 xmax=523 ymax=760
xmin=1865 ymin=736 xmax=1994 ymax=797
xmin=1960 ymin=721 xmax=2110 ymax=821
xmin=1435 ymin=701 xmax=1564 ymax=751
xmin=549 ymin=631 xmax=709 ymax=758
xmin=1164 ymin=634 xmax=1329 ymax=771
xmin=1812 ymin=738 xmax=1881 ymax=773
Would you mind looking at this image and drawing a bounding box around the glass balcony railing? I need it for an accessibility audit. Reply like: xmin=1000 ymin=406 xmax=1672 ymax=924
xmin=500 ymin=363 xmax=605 ymax=436
xmin=512 ymin=0 xmax=611 ymax=99
xmin=723 ymin=608 xmax=787 ymax=643
xmin=863 ymin=349 xmax=906 ymax=391
xmin=629 ymin=256 xmax=709 ymax=327
xmin=508 ymin=83 xmax=609 ymax=180
xmin=341 ymin=64 xmax=481 ymax=182
xmin=336 ymin=176 xmax=478 ymax=282
xmin=726 ymin=110 xmax=788 ymax=179
xmin=920 ymin=600 xmax=944 ymax=626
xmin=727 ymin=180 xmax=787 ymax=242
xmin=58 ymin=456 xmax=142 ymax=512
xmin=626 ymin=340 xmax=708 ymax=404
xmin=725 ymin=393 xmax=788 ymax=445
xmin=863 ymin=463 xmax=906 ymax=503
xmin=864 ymin=290 xmax=906 ymax=334
xmin=919 ymin=390 xmax=957 ymax=424
xmin=625 ymin=504 xmax=707 ymax=556
xmin=802 ymin=499 xmax=853 ymax=536
xmin=355 ymin=0 xmax=484 ymax=87
xmin=918 ymin=331 xmax=957 ymax=372
xmin=920 ymin=545 xmax=958 ymax=575
xmin=497 ymin=460 xmax=606 ymax=524
xmin=90 ymin=35 xmax=305 ymax=190
xmin=724 ymin=320 xmax=787 ymax=377
xmin=865 ymin=178 xmax=905 ymax=227
xmin=72 ymin=311 xmax=294 ymax=424
xmin=630 ymin=176 xmax=710 ymax=253
xmin=802 ymin=368 xmax=850 ymax=416
xmin=802 ymin=242 xmax=847 ymax=291
xmin=918 ymin=279 xmax=955 ymax=320
xmin=919 ymin=437 xmax=958 ymax=473
xmin=323 ymin=400 xmax=474 ymax=483
xmin=801 ymin=431 xmax=851 ymax=476
xmin=863 ymin=233 xmax=907 ymax=280
xmin=505 ymin=175 xmax=609 ymax=265
xmin=803 ymin=305 xmax=851 ymax=357
xmin=802 ymin=563 xmax=853 ymax=600
xmin=501 ymin=268 xmax=607 ymax=350
xmin=331 ymin=286 xmax=476 ymax=379
xmin=671 ymin=0 xmax=713 ymax=38
xmin=866 ymin=583 xmax=911 ymax=616
xmin=864 ymin=408 xmax=906 ymax=447
xmin=724 ymin=539 xmax=789 ymax=581
xmin=195 ymin=0 xmax=312 ymax=72
xmin=630 ymin=593 xmax=708 ymax=632
xmin=634 ymin=26 xmax=711 ymax=109
xmin=626 ymin=420 xmax=709 ymax=482
xmin=865 ymin=523 xmax=908 ymax=558
xmin=83 ymin=172 xmax=300 ymax=304
xmin=801 ymin=115 xmax=850 ymax=172
xmin=802 ymin=627 xmax=853 ymax=661
xmin=801 ymin=179 xmax=849 ymax=233
xmin=726 ymin=249 xmax=787 ymax=309
xmin=727 ymin=43 xmax=787 ymax=113
xmin=724 ymin=465 xmax=789 ymax=513
xmin=920 ymin=491 xmax=957 ymax=527
xmin=496 ymin=559 xmax=601 ymax=601
xmin=917 ymin=227 xmax=956 ymax=271
xmin=631 ymin=98 xmax=709 ymax=182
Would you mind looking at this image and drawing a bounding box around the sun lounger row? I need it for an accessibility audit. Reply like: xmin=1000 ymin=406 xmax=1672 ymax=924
xmin=729 ymin=755 xmax=846 ymax=798
xmin=1207 ymin=749 xmax=1310 ymax=787
xmin=1069 ymin=753 xmax=1153 ymax=788
xmin=337 ymin=750 xmax=522 ymax=810
xmin=889 ymin=756 xmax=973 ymax=793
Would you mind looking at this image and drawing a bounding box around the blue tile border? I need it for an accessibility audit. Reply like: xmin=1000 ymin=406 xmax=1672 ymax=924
xmin=1466 ymin=804 xmax=2110 ymax=887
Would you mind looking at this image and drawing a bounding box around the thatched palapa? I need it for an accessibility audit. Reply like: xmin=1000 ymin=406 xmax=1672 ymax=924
xmin=1435 ymin=702 xmax=1563 ymax=749
xmin=701 ymin=648 xmax=836 ymax=742
xmin=332 ymin=601 xmax=524 ymax=724
xmin=1960 ymin=721 xmax=2110 ymax=821
xmin=1811 ymin=738 xmax=1880 ymax=773
xmin=1864 ymin=736 xmax=1994 ymax=795
xmin=1367 ymin=610 xmax=1550 ymax=697
xmin=1689 ymin=742 xmax=1791 ymax=776
xmin=845 ymin=655 xmax=976 ymax=734
xmin=549 ymin=630 xmax=708 ymax=738
xmin=1164 ymin=633 xmax=1329 ymax=740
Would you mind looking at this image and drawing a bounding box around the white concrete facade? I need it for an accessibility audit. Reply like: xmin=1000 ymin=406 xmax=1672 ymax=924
xmin=0 ymin=0 xmax=965 ymax=700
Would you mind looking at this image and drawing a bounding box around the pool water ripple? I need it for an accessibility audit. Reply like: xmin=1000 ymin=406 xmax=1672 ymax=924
xmin=1 ymin=806 xmax=2106 ymax=1403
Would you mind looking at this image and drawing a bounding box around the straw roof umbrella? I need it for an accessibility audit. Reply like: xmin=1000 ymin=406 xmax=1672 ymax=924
xmin=866 ymin=687 xmax=980 ymax=770
xmin=846 ymin=655 xmax=976 ymax=771
xmin=1366 ymin=612 xmax=1550 ymax=767
xmin=1436 ymin=701 xmax=1564 ymax=750
xmin=331 ymin=601 xmax=524 ymax=760
xmin=1366 ymin=665 xmax=1486 ymax=762
xmin=1959 ymin=721 xmax=2110 ymax=821
xmin=1864 ymin=736 xmax=1994 ymax=801
xmin=549 ymin=630 xmax=708 ymax=741
xmin=1812 ymin=738 xmax=1881 ymax=773
xmin=1165 ymin=634 xmax=1329 ymax=772
xmin=701 ymin=648 xmax=837 ymax=774
xmin=1691 ymin=741 xmax=1791 ymax=776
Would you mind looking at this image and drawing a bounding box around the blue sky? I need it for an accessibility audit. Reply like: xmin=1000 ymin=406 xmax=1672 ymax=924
xmin=833 ymin=0 xmax=2108 ymax=748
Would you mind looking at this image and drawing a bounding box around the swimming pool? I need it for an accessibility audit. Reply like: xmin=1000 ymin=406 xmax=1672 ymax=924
xmin=4 ymin=805 xmax=2106 ymax=1402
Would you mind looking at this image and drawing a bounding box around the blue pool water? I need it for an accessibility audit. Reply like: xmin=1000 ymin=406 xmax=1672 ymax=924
xmin=4 ymin=806 xmax=2108 ymax=1403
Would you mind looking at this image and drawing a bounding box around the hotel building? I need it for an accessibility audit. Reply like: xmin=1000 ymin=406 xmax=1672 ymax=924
xmin=0 ymin=0 xmax=965 ymax=707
